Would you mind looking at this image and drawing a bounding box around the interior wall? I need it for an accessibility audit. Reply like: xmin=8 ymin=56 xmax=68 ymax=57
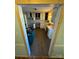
xmin=18 ymin=5 xmax=31 ymax=56
xmin=15 ymin=5 xmax=31 ymax=57
xmin=41 ymin=12 xmax=45 ymax=20
xmin=50 ymin=20 xmax=64 ymax=58
xmin=48 ymin=10 xmax=53 ymax=23
xmin=49 ymin=6 xmax=64 ymax=58
xmin=40 ymin=12 xmax=45 ymax=29
xmin=15 ymin=15 xmax=28 ymax=57
xmin=24 ymin=14 xmax=28 ymax=27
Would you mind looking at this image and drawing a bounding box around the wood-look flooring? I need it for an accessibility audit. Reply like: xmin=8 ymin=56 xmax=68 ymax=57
xmin=15 ymin=28 xmax=64 ymax=59
xmin=31 ymin=28 xmax=51 ymax=56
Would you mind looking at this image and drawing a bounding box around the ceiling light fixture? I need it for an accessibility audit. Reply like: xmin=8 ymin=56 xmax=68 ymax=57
xmin=34 ymin=8 xmax=37 ymax=10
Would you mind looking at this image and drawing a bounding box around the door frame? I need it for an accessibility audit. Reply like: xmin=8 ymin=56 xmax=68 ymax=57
xmin=48 ymin=5 xmax=63 ymax=57
xmin=15 ymin=0 xmax=64 ymax=56
xmin=17 ymin=5 xmax=31 ymax=56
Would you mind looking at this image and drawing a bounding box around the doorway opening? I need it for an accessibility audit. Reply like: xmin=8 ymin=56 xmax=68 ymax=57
xmin=20 ymin=4 xmax=54 ymax=56
xmin=18 ymin=4 xmax=62 ymax=56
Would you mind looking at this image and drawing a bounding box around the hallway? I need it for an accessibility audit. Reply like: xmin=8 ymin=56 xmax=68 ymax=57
xmin=31 ymin=28 xmax=51 ymax=56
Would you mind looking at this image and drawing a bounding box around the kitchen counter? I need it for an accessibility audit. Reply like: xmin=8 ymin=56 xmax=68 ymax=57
xmin=46 ymin=23 xmax=54 ymax=39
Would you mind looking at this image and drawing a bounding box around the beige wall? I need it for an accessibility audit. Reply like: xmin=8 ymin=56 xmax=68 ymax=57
xmin=40 ymin=12 xmax=45 ymax=20
xmin=50 ymin=20 xmax=64 ymax=58
xmin=15 ymin=5 xmax=28 ymax=57
xmin=49 ymin=6 xmax=64 ymax=58
xmin=15 ymin=16 xmax=28 ymax=57
xmin=48 ymin=10 xmax=53 ymax=23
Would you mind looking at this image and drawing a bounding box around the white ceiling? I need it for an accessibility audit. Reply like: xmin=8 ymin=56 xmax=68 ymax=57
xmin=21 ymin=4 xmax=54 ymax=13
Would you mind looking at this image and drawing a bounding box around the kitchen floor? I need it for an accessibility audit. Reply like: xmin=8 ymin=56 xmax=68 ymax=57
xmin=31 ymin=28 xmax=51 ymax=56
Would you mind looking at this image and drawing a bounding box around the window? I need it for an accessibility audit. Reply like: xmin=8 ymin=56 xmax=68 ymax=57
xmin=30 ymin=12 xmax=32 ymax=17
xmin=35 ymin=13 xmax=40 ymax=19
xmin=45 ymin=12 xmax=48 ymax=20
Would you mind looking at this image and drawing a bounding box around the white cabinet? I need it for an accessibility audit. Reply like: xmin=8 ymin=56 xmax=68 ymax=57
xmin=46 ymin=24 xmax=54 ymax=39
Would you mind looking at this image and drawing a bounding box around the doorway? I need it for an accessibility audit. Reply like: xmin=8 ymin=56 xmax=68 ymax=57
xmin=18 ymin=4 xmax=55 ymax=56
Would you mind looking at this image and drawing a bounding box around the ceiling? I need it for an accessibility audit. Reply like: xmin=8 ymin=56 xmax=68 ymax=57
xmin=21 ymin=4 xmax=54 ymax=13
